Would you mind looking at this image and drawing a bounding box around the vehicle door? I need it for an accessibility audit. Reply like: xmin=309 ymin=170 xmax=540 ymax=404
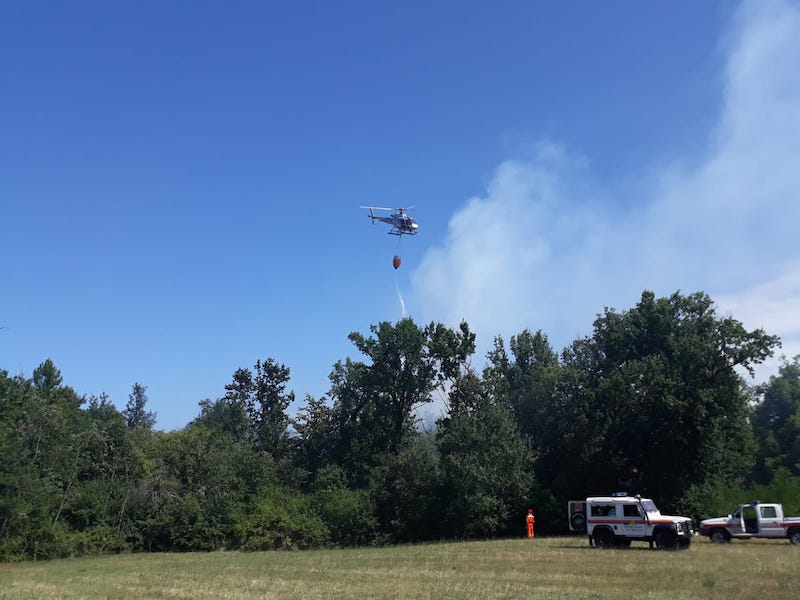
xmin=758 ymin=505 xmax=783 ymax=538
xmin=728 ymin=506 xmax=745 ymax=536
xmin=742 ymin=505 xmax=759 ymax=534
xmin=620 ymin=502 xmax=647 ymax=538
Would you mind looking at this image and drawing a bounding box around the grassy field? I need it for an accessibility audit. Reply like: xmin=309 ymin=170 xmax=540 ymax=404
xmin=1 ymin=536 xmax=798 ymax=599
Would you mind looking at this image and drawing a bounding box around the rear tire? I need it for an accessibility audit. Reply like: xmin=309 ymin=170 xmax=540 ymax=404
xmin=594 ymin=528 xmax=615 ymax=549
xmin=789 ymin=529 xmax=800 ymax=545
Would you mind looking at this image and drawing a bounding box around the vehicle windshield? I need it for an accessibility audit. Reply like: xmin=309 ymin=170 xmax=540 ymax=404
xmin=641 ymin=500 xmax=660 ymax=515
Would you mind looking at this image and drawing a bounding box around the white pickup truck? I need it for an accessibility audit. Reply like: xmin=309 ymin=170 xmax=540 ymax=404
xmin=699 ymin=501 xmax=800 ymax=544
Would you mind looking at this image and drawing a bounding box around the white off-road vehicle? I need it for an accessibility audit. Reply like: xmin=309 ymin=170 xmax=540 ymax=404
xmin=568 ymin=493 xmax=695 ymax=550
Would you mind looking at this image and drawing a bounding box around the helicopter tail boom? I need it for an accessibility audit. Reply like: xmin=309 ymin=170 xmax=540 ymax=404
xmin=360 ymin=206 xmax=379 ymax=221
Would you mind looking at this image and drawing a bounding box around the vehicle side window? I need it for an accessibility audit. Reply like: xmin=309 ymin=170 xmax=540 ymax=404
xmin=622 ymin=504 xmax=641 ymax=517
xmin=760 ymin=506 xmax=777 ymax=519
xmin=590 ymin=504 xmax=616 ymax=517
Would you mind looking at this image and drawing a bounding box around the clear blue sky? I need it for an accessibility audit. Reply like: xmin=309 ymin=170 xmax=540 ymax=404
xmin=3 ymin=1 xmax=799 ymax=430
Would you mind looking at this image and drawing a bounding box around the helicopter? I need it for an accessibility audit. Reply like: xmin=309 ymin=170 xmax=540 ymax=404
xmin=360 ymin=206 xmax=419 ymax=236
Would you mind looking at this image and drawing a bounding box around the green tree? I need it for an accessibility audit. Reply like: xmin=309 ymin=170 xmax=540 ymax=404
xmin=140 ymin=424 xmax=276 ymax=551
xmin=124 ymin=383 xmax=156 ymax=430
xmin=752 ymin=356 xmax=800 ymax=483
xmin=291 ymin=392 xmax=351 ymax=481
xmin=484 ymin=330 xmax=559 ymax=436
xmin=0 ymin=370 xmax=45 ymax=558
xmin=309 ymin=465 xmax=377 ymax=546
xmin=251 ymin=359 xmax=294 ymax=455
xmin=370 ymin=430 xmax=443 ymax=543
xmin=294 ymin=319 xmax=475 ymax=487
xmin=32 ymin=358 xmax=62 ymax=393
xmin=346 ymin=318 xmax=475 ymax=455
xmin=193 ymin=396 xmax=251 ymax=444
xmin=0 ymin=360 xmax=100 ymax=558
xmin=222 ymin=359 xmax=294 ymax=455
xmin=30 ymin=361 xmax=90 ymax=533
xmin=483 ymin=330 xmax=562 ymax=480
xmin=557 ymin=291 xmax=779 ymax=513
xmin=76 ymin=395 xmax=145 ymax=535
xmin=436 ymin=371 xmax=536 ymax=538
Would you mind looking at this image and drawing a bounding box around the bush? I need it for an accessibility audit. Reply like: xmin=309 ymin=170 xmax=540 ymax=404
xmin=313 ymin=486 xmax=377 ymax=546
xmin=27 ymin=523 xmax=72 ymax=560
xmin=66 ymin=526 xmax=129 ymax=556
xmin=138 ymin=494 xmax=227 ymax=552
xmin=233 ymin=490 xmax=329 ymax=551
xmin=0 ymin=536 xmax=27 ymax=562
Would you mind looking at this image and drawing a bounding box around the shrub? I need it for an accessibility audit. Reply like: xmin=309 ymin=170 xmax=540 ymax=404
xmin=66 ymin=526 xmax=129 ymax=556
xmin=313 ymin=486 xmax=377 ymax=546
xmin=233 ymin=490 xmax=329 ymax=551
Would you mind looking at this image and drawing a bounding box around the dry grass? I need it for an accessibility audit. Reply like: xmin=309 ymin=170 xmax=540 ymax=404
xmin=1 ymin=536 xmax=798 ymax=599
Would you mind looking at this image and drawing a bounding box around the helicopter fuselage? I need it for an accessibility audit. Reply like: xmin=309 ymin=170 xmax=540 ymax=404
xmin=363 ymin=206 xmax=419 ymax=236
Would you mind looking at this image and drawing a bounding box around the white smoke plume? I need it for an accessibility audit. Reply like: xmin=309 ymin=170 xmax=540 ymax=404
xmin=411 ymin=0 xmax=800 ymax=376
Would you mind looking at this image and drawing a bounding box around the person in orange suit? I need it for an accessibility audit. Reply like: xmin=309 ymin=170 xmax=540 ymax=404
xmin=526 ymin=508 xmax=535 ymax=539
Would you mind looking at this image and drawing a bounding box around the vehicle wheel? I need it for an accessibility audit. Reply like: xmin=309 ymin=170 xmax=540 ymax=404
xmin=570 ymin=511 xmax=587 ymax=532
xmin=789 ymin=529 xmax=800 ymax=545
xmin=656 ymin=530 xmax=678 ymax=550
xmin=709 ymin=529 xmax=729 ymax=544
xmin=677 ymin=538 xmax=691 ymax=550
xmin=594 ymin=528 xmax=614 ymax=549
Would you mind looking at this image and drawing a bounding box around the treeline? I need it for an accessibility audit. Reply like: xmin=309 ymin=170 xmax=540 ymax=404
xmin=2 ymin=290 xmax=800 ymax=560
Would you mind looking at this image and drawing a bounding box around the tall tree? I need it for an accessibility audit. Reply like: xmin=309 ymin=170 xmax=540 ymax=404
xmin=192 ymin=396 xmax=251 ymax=444
xmin=222 ymin=359 xmax=294 ymax=454
xmin=252 ymin=359 xmax=294 ymax=454
xmin=32 ymin=358 xmax=62 ymax=393
xmin=294 ymin=319 xmax=475 ymax=486
xmin=436 ymin=370 xmax=536 ymax=538
xmin=0 ymin=370 xmax=44 ymax=555
xmin=346 ymin=318 xmax=475 ymax=453
xmin=124 ymin=383 xmax=156 ymax=430
xmin=752 ymin=356 xmax=800 ymax=483
xmin=1 ymin=361 xmax=96 ymax=557
xmin=556 ymin=290 xmax=779 ymax=512
xmin=483 ymin=329 xmax=560 ymax=441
